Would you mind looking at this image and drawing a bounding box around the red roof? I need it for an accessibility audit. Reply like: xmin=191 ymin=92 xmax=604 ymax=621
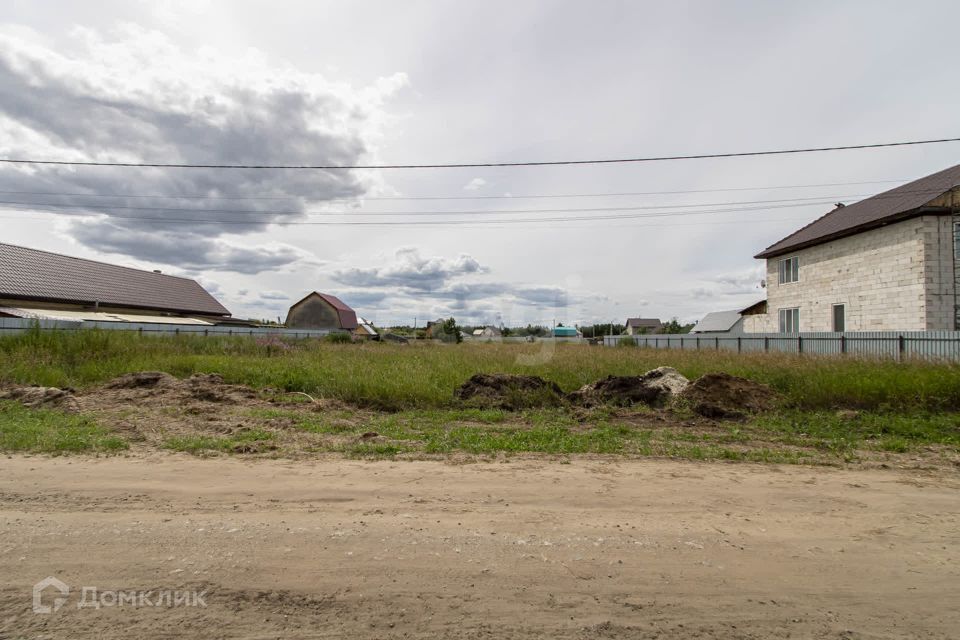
xmin=0 ymin=242 xmax=230 ymax=316
xmin=756 ymin=163 xmax=960 ymax=259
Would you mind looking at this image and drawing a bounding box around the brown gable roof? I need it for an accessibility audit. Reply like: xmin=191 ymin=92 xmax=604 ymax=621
xmin=625 ymin=317 xmax=662 ymax=328
xmin=289 ymin=292 xmax=358 ymax=329
xmin=0 ymin=242 xmax=230 ymax=316
xmin=755 ymin=163 xmax=960 ymax=259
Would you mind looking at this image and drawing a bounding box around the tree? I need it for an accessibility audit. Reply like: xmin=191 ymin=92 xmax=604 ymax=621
xmin=436 ymin=317 xmax=463 ymax=343
xmin=661 ymin=317 xmax=695 ymax=334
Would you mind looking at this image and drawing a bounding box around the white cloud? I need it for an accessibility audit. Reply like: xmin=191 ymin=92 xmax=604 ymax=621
xmin=462 ymin=177 xmax=487 ymax=191
xmin=0 ymin=25 xmax=407 ymax=273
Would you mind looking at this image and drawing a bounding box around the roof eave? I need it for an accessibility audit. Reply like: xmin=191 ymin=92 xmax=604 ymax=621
xmin=753 ymin=206 xmax=952 ymax=259
xmin=0 ymin=293 xmax=230 ymax=317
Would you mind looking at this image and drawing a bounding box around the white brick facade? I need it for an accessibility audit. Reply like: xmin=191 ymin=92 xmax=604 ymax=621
xmin=753 ymin=215 xmax=957 ymax=332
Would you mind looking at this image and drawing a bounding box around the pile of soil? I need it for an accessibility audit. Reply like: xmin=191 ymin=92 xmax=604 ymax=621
xmin=678 ymin=372 xmax=780 ymax=419
xmin=0 ymin=386 xmax=81 ymax=413
xmin=455 ymin=373 xmax=564 ymax=410
xmin=101 ymin=372 xmax=258 ymax=406
xmin=568 ymin=367 xmax=690 ymax=407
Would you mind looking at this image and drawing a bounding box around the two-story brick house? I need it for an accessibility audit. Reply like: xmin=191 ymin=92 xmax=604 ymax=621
xmin=750 ymin=164 xmax=960 ymax=332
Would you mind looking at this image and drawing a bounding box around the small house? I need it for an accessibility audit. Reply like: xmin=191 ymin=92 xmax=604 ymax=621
xmin=471 ymin=326 xmax=502 ymax=339
xmin=624 ymin=317 xmax=662 ymax=335
xmin=285 ymin=292 xmax=358 ymax=331
xmin=690 ymin=309 xmax=744 ymax=334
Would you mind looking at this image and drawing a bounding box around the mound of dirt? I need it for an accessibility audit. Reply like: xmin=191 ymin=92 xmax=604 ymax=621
xmin=455 ymin=373 xmax=564 ymax=409
xmin=569 ymin=366 xmax=689 ymax=407
xmin=678 ymin=372 xmax=780 ymax=419
xmin=0 ymin=386 xmax=81 ymax=412
xmin=98 ymin=371 xmax=258 ymax=407
xmin=104 ymin=371 xmax=177 ymax=389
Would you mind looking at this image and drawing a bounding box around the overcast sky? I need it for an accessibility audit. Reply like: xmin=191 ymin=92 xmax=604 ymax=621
xmin=1 ymin=1 xmax=958 ymax=326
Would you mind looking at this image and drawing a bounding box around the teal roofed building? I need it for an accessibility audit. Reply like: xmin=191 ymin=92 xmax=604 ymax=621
xmin=552 ymin=326 xmax=581 ymax=338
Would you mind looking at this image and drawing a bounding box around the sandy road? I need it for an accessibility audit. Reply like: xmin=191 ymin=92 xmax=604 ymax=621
xmin=1 ymin=455 xmax=958 ymax=639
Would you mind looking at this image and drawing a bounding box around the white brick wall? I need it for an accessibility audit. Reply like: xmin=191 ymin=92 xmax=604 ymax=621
xmin=752 ymin=216 xmax=956 ymax=332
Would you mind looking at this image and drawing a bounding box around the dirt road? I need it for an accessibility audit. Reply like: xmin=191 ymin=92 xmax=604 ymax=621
xmin=1 ymin=455 xmax=958 ymax=639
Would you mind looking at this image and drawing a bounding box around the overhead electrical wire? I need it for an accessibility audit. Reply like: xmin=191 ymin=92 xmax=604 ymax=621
xmin=0 ymin=194 xmax=867 ymax=217
xmin=0 ymin=136 xmax=956 ymax=170
xmin=0 ymin=201 xmax=853 ymax=226
xmin=0 ymin=179 xmax=906 ymax=201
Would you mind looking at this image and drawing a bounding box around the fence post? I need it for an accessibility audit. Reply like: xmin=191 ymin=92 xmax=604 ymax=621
xmin=716 ymin=337 xmax=720 ymax=351
xmin=797 ymin=335 xmax=803 ymax=354
xmin=737 ymin=336 xmax=742 ymax=353
xmin=898 ymin=334 xmax=905 ymax=361
xmin=696 ymin=336 xmax=700 ymax=350
xmin=764 ymin=336 xmax=769 ymax=353
xmin=840 ymin=334 xmax=846 ymax=354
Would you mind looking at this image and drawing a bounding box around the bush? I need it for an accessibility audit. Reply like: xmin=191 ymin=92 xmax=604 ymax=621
xmin=617 ymin=336 xmax=637 ymax=348
xmin=325 ymin=332 xmax=353 ymax=344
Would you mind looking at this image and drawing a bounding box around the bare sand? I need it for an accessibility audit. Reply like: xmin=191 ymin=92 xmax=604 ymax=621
xmin=1 ymin=454 xmax=958 ymax=639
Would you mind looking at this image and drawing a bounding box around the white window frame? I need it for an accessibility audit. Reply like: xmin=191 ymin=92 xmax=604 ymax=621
xmin=778 ymin=256 xmax=799 ymax=284
xmin=778 ymin=307 xmax=800 ymax=333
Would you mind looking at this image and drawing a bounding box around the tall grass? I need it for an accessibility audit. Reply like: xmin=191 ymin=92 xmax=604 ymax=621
xmin=2 ymin=329 xmax=959 ymax=411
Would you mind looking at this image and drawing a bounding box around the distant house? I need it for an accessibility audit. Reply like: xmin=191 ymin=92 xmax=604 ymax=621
xmin=471 ymin=326 xmax=501 ymax=339
xmin=285 ymin=292 xmax=358 ymax=331
xmin=624 ymin=317 xmax=662 ymax=335
xmin=690 ymin=309 xmax=744 ymax=334
xmin=424 ymin=318 xmax=446 ymax=338
xmin=0 ymin=242 xmax=231 ymax=325
xmin=553 ymin=326 xmax=581 ymax=338
xmin=753 ymin=164 xmax=960 ymax=332
xmin=354 ymin=316 xmax=379 ymax=340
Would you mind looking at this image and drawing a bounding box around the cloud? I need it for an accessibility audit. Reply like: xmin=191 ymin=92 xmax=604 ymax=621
xmin=69 ymin=222 xmax=311 ymax=274
xmin=330 ymin=289 xmax=393 ymax=308
xmin=332 ymin=247 xmax=484 ymax=290
xmin=259 ymin=290 xmax=289 ymax=301
xmin=0 ymin=25 xmax=407 ymax=272
xmin=463 ymin=177 xmax=487 ymax=191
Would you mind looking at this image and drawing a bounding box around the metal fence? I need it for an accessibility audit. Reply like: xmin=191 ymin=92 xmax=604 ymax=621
xmin=0 ymin=317 xmax=333 ymax=339
xmin=603 ymin=331 xmax=960 ymax=361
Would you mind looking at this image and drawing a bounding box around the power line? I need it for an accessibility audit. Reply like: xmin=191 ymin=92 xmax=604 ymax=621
xmin=0 ymin=207 xmax=814 ymax=228
xmin=0 ymin=137 xmax=957 ymax=170
xmin=0 ymin=201 xmax=842 ymax=226
xmin=0 ymin=179 xmax=906 ymax=201
xmin=0 ymin=194 xmax=863 ymax=217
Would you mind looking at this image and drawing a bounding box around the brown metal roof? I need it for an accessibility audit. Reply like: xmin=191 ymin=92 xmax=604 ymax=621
xmin=0 ymin=242 xmax=230 ymax=316
xmin=625 ymin=317 xmax=662 ymax=328
xmin=755 ymin=163 xmax=960 ymax=259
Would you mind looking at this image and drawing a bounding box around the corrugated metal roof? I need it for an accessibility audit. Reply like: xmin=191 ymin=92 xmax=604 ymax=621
xmin=690 ymin=310 xmax=742 ymax=333
xmin=756 ymin=164 xmax=960 ymax=258
xmin=0 ymin=242 xmax=230 ymax=316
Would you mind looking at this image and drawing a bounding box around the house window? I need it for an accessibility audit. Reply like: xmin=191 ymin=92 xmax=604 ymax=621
xmin=778 ymin=307 xmax=800 ymax=333
xmin=778 ymin=256 xmax=799 ymax=284
xmin=832 ymin=304 xmax=845 ymax=332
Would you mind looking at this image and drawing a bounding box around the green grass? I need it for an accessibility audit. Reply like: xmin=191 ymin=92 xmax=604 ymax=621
xmin=3 ymin=330 xmax=959 ymax=463
xmin=750 ymin=410 xmax=960 ymax=454
xmin=0 ymin=400 xmax=127 ymax=454
xmin=2 ymin=328 xmax=960 ymax=412
xmin=162 ymin=428 xmax=276 ymax=454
